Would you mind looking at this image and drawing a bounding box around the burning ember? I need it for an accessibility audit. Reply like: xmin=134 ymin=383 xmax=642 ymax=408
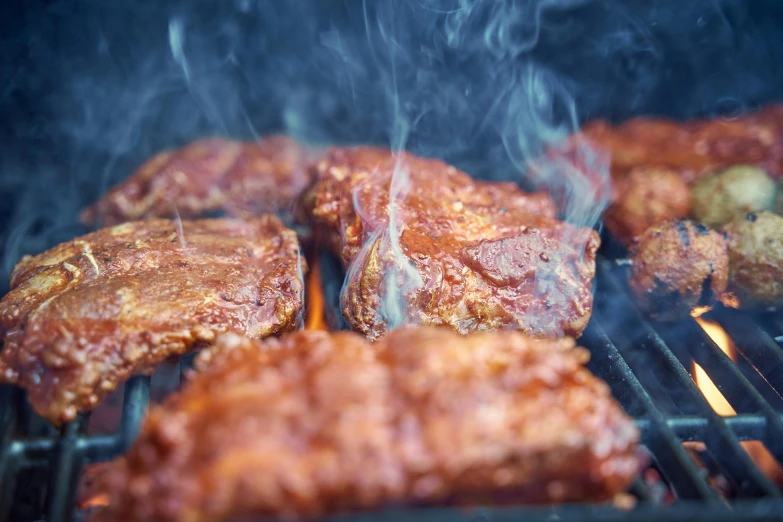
xmin=693 ymin=316 xmax=783 ymax=485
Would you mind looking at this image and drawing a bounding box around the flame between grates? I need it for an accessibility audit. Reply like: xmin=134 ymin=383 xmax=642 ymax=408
xmin=1 ymin=251 xmax=783 ymax=522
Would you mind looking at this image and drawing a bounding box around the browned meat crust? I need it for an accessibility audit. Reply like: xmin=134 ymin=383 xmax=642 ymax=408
xmin=574 ymin=105 xmax=783 ymax=185
xmin=604 ymin=166 xmax=692 ymax=246
xmin=90 ymin=327 xmax=644 ymax=522
xmin=81 ymin=136 xmax=316 ymax=226
xmin=0 ymin=216 xmax=305 ymax=423
xmin=305 ymin=147 xmax=599 ymax=341
xmin=723 ymin=211 xmax=783 ymax=309
xmin=628 ymin=218 xmax=728 ymax=320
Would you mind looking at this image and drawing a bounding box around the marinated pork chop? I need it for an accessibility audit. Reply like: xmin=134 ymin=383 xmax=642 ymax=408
xmin=0 ymin=216 xmax=305 ymax=423
xmin=81 ymin=136 xmax=316 ymax=226
xmin=305 ymin=147 xmax=599 ymax=341
xmin=90 ymin=327 xmax=643 ymax=522
xmin=573 ymin=105 xmax=783 ymax=185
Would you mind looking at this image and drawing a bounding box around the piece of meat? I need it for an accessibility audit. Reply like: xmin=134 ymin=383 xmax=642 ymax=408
xmin=0 ymin=216 xmax=305 ymax=424
xmin=89 ymin=327 xmax=644 ymax=522
xmin=604 ymin=166 xmax=692 ymax=246
xmin=305 ymin=147 xmax=599 ymax=341
xmin=572 ymin=105 xmax=783 ymax=185
xmin=722 ymin=211 xmax=783 ymax=309
xmin=81 ymin=136 xmax=317 ymax=227
xmin=691 ymin=165 xmax=776 ymax=228
xmin=628 ymin=218 xmax=729 ymax=320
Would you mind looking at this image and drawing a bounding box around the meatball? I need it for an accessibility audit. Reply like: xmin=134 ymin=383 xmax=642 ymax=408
xmin=723 ymin=211 xmax=783 ymax=309
xmin=629 ymin=218 xmax=729 ymax=320
xmin=604 ymin=166 xmax=692 ymax=246
xmin=691 ymin=165 xmax=776 ymax=228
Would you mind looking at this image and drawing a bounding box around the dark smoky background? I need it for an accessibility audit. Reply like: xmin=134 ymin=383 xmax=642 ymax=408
xmin=1 ymin=0 xmax=783 ymax=292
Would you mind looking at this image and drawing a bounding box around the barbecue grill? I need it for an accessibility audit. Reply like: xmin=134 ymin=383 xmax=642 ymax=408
xmin=4 ymin=1 xmax=783 ymax=521
xmin=1 ymin=242 xmax=782 ymax=522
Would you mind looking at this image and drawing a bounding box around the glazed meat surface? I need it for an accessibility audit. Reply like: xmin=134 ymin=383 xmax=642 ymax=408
xmin=81 ymin=136 xmax=316 ymax=226
xmin=628 ymin=218 xmax=728 ymax=320
xmin=306 ymin=147 xmax=600 ymax=340
xmin=574 ymin=105 xmax=783 ymax=185
xmin=0 ymin=216 xmax=305 ymax=423
xmin=91 ymin=327 xmax=643 ymax=522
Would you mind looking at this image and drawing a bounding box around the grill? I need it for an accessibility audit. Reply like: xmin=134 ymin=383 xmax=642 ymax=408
xmin=1 ymin=242 xmax=782 ymax=522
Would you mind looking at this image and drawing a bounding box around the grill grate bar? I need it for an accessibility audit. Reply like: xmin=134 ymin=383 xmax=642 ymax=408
xmin=665 ymin=318 xmax=783 ymax=470
xmin=1 ymin=251 xmax=782 ymax=520
xmin=597 ymin=260 xmax=782 ymax=498
xmin=44 ymin=420 xmax=86 ymax=522
xmin=582 ymin=320 xmax=716 ymax=500
xmin=635 ymin=414 xmax=782 ymax=442
xmin=118 ymin=376 xmax=150 ymax=453
xmin=714 ymin=310 xmax=783 ymax=401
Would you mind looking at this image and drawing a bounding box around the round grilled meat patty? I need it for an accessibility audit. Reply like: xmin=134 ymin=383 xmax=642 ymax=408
xmin=628 ymin=218 xmax=729 ymax=320
xmin=0 ymin=216 xmax=305 ymax=424
xmin=691 ymin=165 xmax=776 ymax=228
xmin=604 ymin=166 xmax=692 ymax=246
xmin=723 ymin=211 xmax=783 ymax=309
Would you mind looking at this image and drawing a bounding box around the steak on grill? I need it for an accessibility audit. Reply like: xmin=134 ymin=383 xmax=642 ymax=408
xmin=89 ymin=327 xmax=643 ymax=522
xmin=81 ymin=136 xmax=317 ymax=227
xmin=305 ymin=146 xmax=600 ymax=341
xmin=0 ymin=216 xmax=305 ymax=424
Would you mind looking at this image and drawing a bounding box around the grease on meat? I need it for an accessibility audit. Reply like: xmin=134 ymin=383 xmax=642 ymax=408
xmin=629 ymin=218 xmax=729 ymax=320
xmin=81 ymin=136 xmax=316 ymax=226
xmin=90 ymin=327 xmax=644 ymax=522
xmin=0 ymin=216 xmax=305 ymax=423
xmin=305 ymin=147 xmax=600 ymax=341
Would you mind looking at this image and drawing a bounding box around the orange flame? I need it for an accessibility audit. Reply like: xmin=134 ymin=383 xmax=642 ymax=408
xmin=305 ymin=254 xmax=328 ymax=331
xmin=693 ymin=318 xmax=736 ymax=416
xmin=79 ymin=493 xmax=109 ymax=509
xmin=693 ymin=318 xmax=783 ymax=484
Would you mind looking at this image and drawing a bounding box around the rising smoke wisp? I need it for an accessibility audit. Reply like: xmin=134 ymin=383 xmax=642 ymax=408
xmin=2 ymin=0 xmax=783 ymax=297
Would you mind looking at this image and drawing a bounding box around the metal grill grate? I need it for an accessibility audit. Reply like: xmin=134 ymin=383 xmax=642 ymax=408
xmin=1 ymin=250 xmax=783 ymax=522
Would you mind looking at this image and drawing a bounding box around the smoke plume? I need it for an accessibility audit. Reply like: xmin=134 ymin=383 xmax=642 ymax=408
xmin=2 ymin=0 xmax=783 ymax=296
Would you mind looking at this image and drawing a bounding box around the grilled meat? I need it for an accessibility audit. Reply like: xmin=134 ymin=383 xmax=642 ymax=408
xmin=0 ymin=216 xmax=305 ymax=424
xmin=691 ymin=166 xmax=776 ymax=228
xmin=573 ymin=105 xmax=783 ymax=185
xmin=628 ymin=218 xmax=728 ymax=320
xmin=723 ymin=211 xmax=783 ymax=309
xmin=90 ymin=327 xmax=643 ymax=522
xmin=81 ymin=136 xmax=316 ymax=227
xmin=604 ymin=166 xmax=691 ymax=246
xmin=305 ymin=147 xmax=599 ymax=341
